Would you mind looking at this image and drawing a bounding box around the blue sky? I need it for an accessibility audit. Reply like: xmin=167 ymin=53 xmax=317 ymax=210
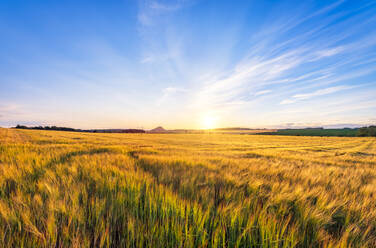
xmin=1 ymin=0 xmax=376 ymax=129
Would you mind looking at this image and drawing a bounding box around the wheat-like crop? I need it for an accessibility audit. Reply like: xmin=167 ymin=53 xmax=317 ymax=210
xmin=0 ymin=128 xmax=375 ymax=247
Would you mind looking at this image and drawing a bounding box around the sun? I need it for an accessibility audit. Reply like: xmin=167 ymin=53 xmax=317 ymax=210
xmin=201 ymin=115 xmax=217 ymax=130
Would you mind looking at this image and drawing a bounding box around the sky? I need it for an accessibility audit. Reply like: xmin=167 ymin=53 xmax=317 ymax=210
xmin=1 ymin=0 xmax=376 ymax=129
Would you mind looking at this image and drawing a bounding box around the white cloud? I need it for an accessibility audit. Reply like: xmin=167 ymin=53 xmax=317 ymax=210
xmin=280 ymin=85 xmax=353 ymax=104
xmin=293 ymin=85 xmax=351 ymax=99
xmin=157 ymin=87 xmax=189 ymax=106
xmin=140 ymin=55 xmax=155 ymax=63
xmin=254 ymin=90 xmax=271 ymax=96
xmin=138 ymin=13 xmax=153 ymax=26
xmin=188 ymin=0 xmax=376 ymax=118
xmin=311 ymin=46 xmax=344 ymax=61
xmin=163 ymin=87 xmax=187 ymax=94
xmin=0 ymin=103 xmax=26 ymax=118
xmin=135 ymin=0 xmax=375 ymax=127
xmin=149 ymin=1 xmax=182 ymax=11
xmin=138 ymin=0 xmax=188 ymax=26
xmin=280 ymin=99 xmax=296 ymax=105
xmin=0 ymin=103 xmax=20 ymax=112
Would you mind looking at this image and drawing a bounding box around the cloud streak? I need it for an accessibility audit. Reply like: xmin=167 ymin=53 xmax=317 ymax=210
xmin=2 ymin=0 xmax=376 ymax=129
xmin=186 ymin=1 xmax=376 ymax=126
xmin=280 ymin=85 xmax=352 ymax=104
xmin=138 ymin=0 xmax=188 ymax=26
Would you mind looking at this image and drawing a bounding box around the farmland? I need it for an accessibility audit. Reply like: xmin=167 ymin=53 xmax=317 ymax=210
xmin=262 ymin=129 xmax=358 ymax=137
xmin=0 ymin=128 xmax=376 ymax=247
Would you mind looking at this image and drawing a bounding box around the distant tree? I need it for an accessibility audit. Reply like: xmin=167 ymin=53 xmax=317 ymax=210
xmin=357 ymin=126 xmax=376 ymax=137
xmin=358 ymin=127 xmax=368 ymax=137
xmin=15 ymin=124 xmax=27 ymax=129
xmin=369 ymin=126 xmax=376 ymax=137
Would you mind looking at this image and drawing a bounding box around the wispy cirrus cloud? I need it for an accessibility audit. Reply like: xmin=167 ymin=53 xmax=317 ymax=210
xmin=187 ymin=1 xmax=376 ymax=126
xmin=310 ymin=46 xmax=345 ymax=61
xmin=139 ymin=1 xmax=376 ymax=123
xmin=3 ymin=0 xmax=376 ymax=129
xmin=138 ymin=0 xmax=189 ymax=26
xmin=280 ymin=85 xmax=352 ymax=105
xmin=254 ymin=90 xmax=271 ymax=96
xmin=157 ymin=87 xmax=189 ymax=106
xmin=149 ymin=1 xmax=182 ymax=11
xmin=0 ymin=103 xmax=23 ymax=117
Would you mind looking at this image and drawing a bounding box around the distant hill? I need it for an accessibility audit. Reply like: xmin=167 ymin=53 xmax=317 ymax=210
xmin=13 ymin=124 xmax=372 ymax=137
xmin=148 ymin=126 xmax=167 ymax=133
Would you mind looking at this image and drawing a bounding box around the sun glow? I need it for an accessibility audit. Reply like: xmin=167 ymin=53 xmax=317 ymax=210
xmin=200 ymin=115 xmax=218 ymax=129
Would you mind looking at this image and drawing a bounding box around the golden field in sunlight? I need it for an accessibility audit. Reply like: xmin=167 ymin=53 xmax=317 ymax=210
xmin=0 ymin=128 xmax=376 ymax=247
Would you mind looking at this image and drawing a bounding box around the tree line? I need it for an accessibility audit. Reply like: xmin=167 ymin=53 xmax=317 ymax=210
xmin=14 ymin=125 xmax=145 ymax=133
xmin=357 ymin=126 xmax=376 ymax=137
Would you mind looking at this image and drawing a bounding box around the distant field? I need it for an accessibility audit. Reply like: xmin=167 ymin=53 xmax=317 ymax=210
xmin=148 ymin=129 xmax=276 ymax=134
xmin=209 ymin=129 xmax=277 ymax=135
xmin=0 ymin=128 xmax=375 ymax=247
xmin=263 ymin=128 xmax=358 ymax=137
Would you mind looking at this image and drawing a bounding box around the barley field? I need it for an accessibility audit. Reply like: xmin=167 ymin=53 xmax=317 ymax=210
xmin=0 ymin=128 xmax=375 ymax=247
